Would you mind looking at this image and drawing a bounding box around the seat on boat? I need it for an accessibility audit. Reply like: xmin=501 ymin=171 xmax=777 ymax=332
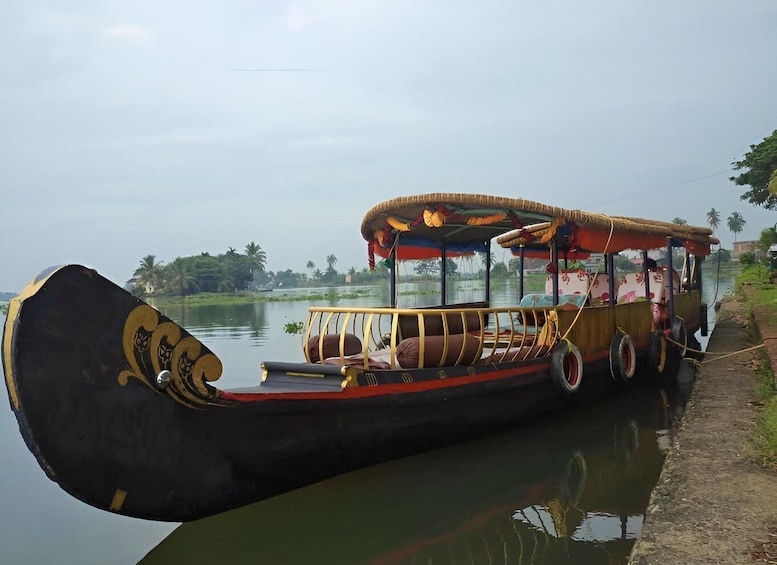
xmin=617 ymin=271 xmax=675 ymax=304
xmin=480 ymin=309 xmax=558 ymax=363
xmin=589 ymin=273 xmax=618 ymax=306
xmin=307 ymin=333 xmax=363 ymax=363
xmin=544 ymin=270 xmax=590 ymax=296
xmin=395 ymin=333 xmax=481 ymax=369
xmin=322 ymin=351 xmax=393 ymax=370
xmin=397 ymin=309 xmax=484 ymax=339
xmin=518 ymin=293 xmax=587 ymax=310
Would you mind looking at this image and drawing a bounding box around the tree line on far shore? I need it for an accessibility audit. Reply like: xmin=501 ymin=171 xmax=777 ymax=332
xmin=129 ymin=242 xmax=390 ymax=297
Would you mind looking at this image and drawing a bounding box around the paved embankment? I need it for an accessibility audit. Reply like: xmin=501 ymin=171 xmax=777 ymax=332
xmin=630 ymin=293 xmax=777 ymax=564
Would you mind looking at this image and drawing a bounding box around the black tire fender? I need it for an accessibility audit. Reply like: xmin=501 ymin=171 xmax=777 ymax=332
xmin=648 ymin=331 xmax=667 ymax=375
xmin=550 ymin=340 xmax=583 ymax=395
xmin=672 ymin=317 xmax=688 ymax=358
xmin=609 ymin=332 xmax=636 ymax=382
xmin=700 ymin=303 xmax=708 ymax=337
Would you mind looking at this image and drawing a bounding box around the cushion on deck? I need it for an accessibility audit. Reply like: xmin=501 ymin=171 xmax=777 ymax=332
xmin=519 ymin=294 xmax=586 ymax=308
xmin=396 ymin=333 xmax=481 ymax=369
xmin=323 ymin=354 xmax=392 ymax=370
xmin=307 ymin=333 xmax=362 ymax=363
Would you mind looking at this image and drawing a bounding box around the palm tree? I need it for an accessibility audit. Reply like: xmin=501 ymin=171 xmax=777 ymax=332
xmin=706 ymin=208 xmax=721 ymax=233
xmin=225 ymin=247 xmax=238 ymax=258
xmin=245 ymin=242 xmax=267 ymax=272
xmin=727 ymin=212 xmax=746 ymax=242
xmin=671 ymin=217 xmax=687 ymax=225
xmin=133 ymin=255 xmax=164 ymax=294
xmin=166 ymin=258 xmax=198 ymax=296
xmin=480 ymin=252 xmax=495 ymax=269
xmin=217 ymin=276 xmax=235 ymax=293
xmin=326 ymin=254 xmax=338 ymax=271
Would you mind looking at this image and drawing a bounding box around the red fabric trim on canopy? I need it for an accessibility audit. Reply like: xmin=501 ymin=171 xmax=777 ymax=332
xmin=574 ymin=229 xmax=668 ymax=254
xmin=373 ymin=246 xmax=474 ymax=260
xmin=683 ymin=241 xmax=711 ymax=256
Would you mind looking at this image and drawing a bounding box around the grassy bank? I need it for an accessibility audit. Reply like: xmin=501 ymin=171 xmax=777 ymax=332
xmin=737 ymin=264 xmax=777 ymax=463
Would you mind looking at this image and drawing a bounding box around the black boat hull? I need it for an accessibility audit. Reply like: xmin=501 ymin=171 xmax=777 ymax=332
xmin=3 ymin=266 xmax=660 ymax=521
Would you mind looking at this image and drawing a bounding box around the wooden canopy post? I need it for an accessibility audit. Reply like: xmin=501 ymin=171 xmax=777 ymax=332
xmin=389 ymin=244 xmax=397 ymax=308
xmin=440 ymin=241 xmax=448 ymax=306
xmin=551 ymin=239 xmax=559 ymax=306
xmin=485 ymin=241 xmax=492 ymax=304
xmin=667 ymin=237 xmax=675 ymax=323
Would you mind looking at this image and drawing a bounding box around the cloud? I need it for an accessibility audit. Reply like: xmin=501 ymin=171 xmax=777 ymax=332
xmin=102 ymin=24 xmax=150 ymax=44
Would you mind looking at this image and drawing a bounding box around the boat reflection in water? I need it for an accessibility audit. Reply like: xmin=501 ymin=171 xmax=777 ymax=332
xmin=141 ymin=380 xmax=686 ymax=564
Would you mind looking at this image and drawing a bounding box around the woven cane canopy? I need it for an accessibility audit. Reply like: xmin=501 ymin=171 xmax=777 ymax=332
xmin=360 ymin=193 xmax=718 ymax=260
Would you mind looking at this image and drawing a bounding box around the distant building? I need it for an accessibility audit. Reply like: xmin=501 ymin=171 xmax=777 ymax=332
xmin=125 ymin=277 xmax=155 ymax=294
xmin=732 ymin=240 xmax=757 ymax=260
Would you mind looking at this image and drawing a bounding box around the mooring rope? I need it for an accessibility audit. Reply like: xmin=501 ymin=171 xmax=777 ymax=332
xmin=663 ymin=334 xmax=765 ymax=366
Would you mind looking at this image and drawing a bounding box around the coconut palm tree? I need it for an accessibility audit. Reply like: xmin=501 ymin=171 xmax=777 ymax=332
xmin=326 ymin=255 xmax=338 ymax=271
xmin=166 ymin=258 xmax=199 ymax=296
xmin=217 ymin=276 xmax=235 ymax=293
xmin=133 ymin=255 xmax=164 ymax=294
xmin=671 ymin=217 xmax=687 ymax=225
xmin=727 ymin=212 xmax=746 ymax=242
xmin=245 ymin=242 xmax=267 ymax=272
xmin=706 ymin=208 xmax=721 ymax=233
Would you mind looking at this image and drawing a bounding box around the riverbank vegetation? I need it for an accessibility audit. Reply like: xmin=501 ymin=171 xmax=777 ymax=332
xmin=736 ymin=263 xmax=777 ymax=463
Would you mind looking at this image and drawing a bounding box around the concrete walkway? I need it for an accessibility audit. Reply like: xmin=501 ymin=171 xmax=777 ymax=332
xmin=629 ymin=294 xmax=777 ymax=564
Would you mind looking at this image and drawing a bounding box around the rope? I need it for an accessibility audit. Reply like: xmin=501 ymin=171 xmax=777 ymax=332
xmin=663 ymin=334 xmax=766 ymax=365
xmin=699 ymin=344 xmax=765 ymax=364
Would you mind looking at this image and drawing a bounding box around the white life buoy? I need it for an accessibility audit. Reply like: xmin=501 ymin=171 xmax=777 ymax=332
xmin=550 ymin=341 xmax=583 ymax=395
xmin=609 ymin=332 xmax=636 ymax=381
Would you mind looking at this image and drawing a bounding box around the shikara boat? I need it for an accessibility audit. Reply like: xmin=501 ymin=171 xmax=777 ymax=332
xmin=2 ymin=193 xmax=716 ymax=522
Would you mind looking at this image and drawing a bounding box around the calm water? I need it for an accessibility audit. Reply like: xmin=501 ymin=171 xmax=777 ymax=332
xmin=0 ymin=274 xmax=732 ymax=564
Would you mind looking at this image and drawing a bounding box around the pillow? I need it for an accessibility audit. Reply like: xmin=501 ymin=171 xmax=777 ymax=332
xmin=557 ymin=294 xmax=586 ymax=308
xmin=396 ymin=333 xmax=481 ymax=369
xmin=519 ymin=294 xmax=555 ymax=308
xmin=307 ymin=333 xmax=362 ymax=363
xmin=323 ymin=354 xmax=391 ymax=370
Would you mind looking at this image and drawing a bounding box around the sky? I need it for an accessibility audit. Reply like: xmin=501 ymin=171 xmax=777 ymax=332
xmin=2 ymin=1 xmax=777 ymax=292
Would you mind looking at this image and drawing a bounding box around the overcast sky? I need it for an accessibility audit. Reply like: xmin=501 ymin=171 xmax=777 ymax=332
xmin=2 ymin=1 xmax=776 ymax=292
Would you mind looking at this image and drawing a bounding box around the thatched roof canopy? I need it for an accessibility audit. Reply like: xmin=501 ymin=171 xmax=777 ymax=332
xmin=360 ymin=193 xmax=718 ymax=259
